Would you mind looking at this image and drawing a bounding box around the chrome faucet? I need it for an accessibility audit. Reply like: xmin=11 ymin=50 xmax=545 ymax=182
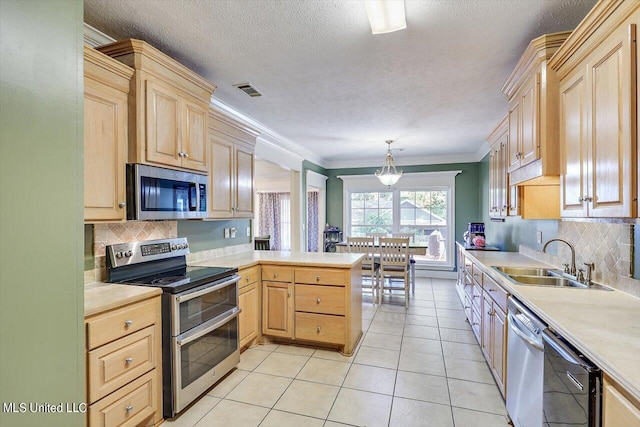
xmin=542 ymin=238 xmax=576 ymax=276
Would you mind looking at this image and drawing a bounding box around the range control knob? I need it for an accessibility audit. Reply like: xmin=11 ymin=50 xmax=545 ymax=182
xmin=184 ymin=243 xmax=189 ymax=249
xmin=171 ymin=245 xmax=178 ymax=250
xmin=115 ymin=252 xmax=123 ymax=259
xmin=125 ymin=250 xmax=133 ymax=258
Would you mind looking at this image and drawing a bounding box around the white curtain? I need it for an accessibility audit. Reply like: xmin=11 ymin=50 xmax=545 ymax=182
xmin=307 ymin=191 xmax=319 ymax=252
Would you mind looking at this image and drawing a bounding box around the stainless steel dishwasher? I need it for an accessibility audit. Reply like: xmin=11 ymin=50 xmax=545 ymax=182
xmin=542 ymin=329 xmax=601 ymax=426
xmin=506 ymin=296 xmax=546 ymax=427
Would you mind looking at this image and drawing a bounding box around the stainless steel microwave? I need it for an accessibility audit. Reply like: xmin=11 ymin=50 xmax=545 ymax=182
xmin=126 ymin=164 xmax=207 ymax=220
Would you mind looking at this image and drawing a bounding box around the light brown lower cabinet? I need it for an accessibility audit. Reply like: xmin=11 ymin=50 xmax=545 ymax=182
xmin=603 ymin=375 xmax=640 ymax=427
xmin=85 ymin=295 xmax=162 ymax=427
xmin=238 ymin=265 xmax=261 ymax=349
xmin=262 ymin=279 xmax=294 ymax=338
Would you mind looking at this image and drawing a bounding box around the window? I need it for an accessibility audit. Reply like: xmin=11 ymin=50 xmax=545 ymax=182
xmin=340 ymin=171 xmax=460 ymax=269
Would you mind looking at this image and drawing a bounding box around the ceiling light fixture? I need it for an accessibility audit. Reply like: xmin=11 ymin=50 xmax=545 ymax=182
xmin=364 ymin=0 xmax=407 ymax=34
xmin=375 ymin=140 xmax=403 ymax=187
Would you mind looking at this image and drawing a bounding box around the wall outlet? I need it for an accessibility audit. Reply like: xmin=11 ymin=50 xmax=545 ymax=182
xmin=230 ymin=227 xmax=237 ymax=238
xmin=537 ymin=231 xmax=542 ymax=244
xmin=224 ymin=228 xmax=230 ymax=239
xmin=246 ymin=226 xmax=251 ymax=237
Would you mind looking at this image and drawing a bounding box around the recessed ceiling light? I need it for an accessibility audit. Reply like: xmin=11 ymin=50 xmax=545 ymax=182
xmin=364 ymin=0 xmax=407 ymax=35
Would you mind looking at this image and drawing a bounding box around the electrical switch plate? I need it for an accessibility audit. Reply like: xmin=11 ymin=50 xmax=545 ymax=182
xmin=537 ymin=231 xmax=542 ymax=244
xmin=246 ymin=226 xmax=251 ymax=237
xmin=224 ymin=228 xmax=230 ymax=239
xmin=230 ymin=227 xmax=237 ymax=238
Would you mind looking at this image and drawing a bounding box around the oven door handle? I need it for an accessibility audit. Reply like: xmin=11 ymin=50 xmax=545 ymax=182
xmin=177 ymin=308 xmax=241 ymax=347
xmin=175 ymin=275 xmax=240 ymax=303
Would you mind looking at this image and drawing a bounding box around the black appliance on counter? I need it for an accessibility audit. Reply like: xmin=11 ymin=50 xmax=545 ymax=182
xmin=107 ymin=237 xmax=240 ymax=418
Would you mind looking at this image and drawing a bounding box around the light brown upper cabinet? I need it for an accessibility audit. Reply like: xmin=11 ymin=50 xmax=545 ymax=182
xmin=207 ymin=109 xmax=258 ymax=219
xmin=98 ymin=39 xmax=215 ymax=173
xmin=550 ymin=1 xmax=638 ymax=218
xmin=84 ymin=47 xmax=134 ymax=223
xmin=502 ymin=32 xmax=570 ymax=184
xmin=487 ymin=116 xmax=509 ymax=218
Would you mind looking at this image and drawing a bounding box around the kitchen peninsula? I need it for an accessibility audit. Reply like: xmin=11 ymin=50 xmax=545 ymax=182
xmin=193 ymin=251 xmax=365 ymax=356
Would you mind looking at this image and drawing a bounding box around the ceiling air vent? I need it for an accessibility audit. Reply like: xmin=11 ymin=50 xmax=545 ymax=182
xmin=233 ymin=82 xmax=262 ymax=97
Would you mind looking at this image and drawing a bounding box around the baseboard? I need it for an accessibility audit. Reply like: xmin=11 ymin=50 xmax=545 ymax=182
xmin=415 ymin=270 xmax=457 ymax=279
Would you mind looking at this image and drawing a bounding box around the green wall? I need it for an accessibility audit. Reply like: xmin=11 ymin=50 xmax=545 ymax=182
xmin=178 ymin=219 xmax=252 ymax=252
xmin=325 ymin=162 xmax=482 ymax=254
xmin=0 ymin=1 xmax=85 ymax=425
xmin=479 ymin=154 xmax=559 ymax=253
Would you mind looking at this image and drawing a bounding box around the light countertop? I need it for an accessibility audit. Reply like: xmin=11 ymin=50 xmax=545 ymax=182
xmin=191 ymin=250 xmax=364 ymax=270
xmin=461 ymin=248 xmax=640 ymax=401
xmin=84 ymin=282 xmax=161 ymax=317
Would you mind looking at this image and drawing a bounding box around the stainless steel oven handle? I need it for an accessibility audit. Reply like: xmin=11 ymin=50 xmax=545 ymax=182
xmin=175 ymin=275 xmax=240 ymax=303
xmin=508 ymin=313 xmax=544 ymax=352
xmin=177 ymin=308 xmax=241 ymax=346
xmin=542 ymin=329 xmax=596 ymax=372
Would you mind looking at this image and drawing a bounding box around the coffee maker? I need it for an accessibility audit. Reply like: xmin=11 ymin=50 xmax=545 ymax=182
xmin=463 ymin=222 xmax=485 ymax=245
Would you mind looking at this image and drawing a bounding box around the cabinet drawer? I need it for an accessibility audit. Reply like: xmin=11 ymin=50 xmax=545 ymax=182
xmin=484 ymin=275 xmax=508 ymax=313
xmin=295 ymin=268 xmax=348 ymax=286
xmin=295 ymin=284 xmax=345 ymax=315
xmin=471 ymin=282 xmax=483 ymax=313
xmin=89 ymin=370 xmax=157 ymax=427
xmin=239 ymin=265 xmax=260 ymax=289
xmin=88 ymin=326 xmax=157 ymax=403
xmin=262 ymin=265 xmax=292 ymax=282
xmin=295 ymin=312 xmax=345 ymax=345
xmin=471 ymin=305 xmax=481 ymax=345
xmin=463 ymin=273 xmax=474 ymax=298
xmin=86 ymin=298 xmax=157 ymax=350
xmin=470 ymin=264 xmax=483 ymax=286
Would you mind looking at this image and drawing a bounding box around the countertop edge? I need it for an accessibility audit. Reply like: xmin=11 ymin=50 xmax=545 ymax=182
xmin=191 ymin=252 xmax=365 ymax=270
xmin=84 ymin=283 xmax=162 ymax=318
xmin=460 ymin=248 xmax=640 ymax=403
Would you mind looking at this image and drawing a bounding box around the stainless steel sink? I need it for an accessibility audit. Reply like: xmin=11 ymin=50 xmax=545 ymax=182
xmin=495 ymin=266 xmax=555 ymax=276
xmin=492 ymin=266 xmax=612 ymax=290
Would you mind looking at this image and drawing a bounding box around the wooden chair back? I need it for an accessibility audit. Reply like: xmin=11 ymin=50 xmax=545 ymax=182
xmin=346 ymin=237 xmax=375 ymax=264
xmin=365 ymin=232 xmax=388 ymax=244
xmin=392 ymin=232 xmax=415 ymax=244
xmin=379 ymin=237 xmax=409 ymax=270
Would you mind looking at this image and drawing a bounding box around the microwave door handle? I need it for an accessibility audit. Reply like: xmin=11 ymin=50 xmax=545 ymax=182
xmin=177 ymin=308 xmax=241 ymax=346
xmin=542 ymin=330 xmax=596 ymax=371
xmin=175 ymin=275 xmax=240 ymax=304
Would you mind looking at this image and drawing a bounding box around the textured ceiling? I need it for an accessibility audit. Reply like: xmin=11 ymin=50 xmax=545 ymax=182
xmin=84 ymin=0 xmax=596 ymax=168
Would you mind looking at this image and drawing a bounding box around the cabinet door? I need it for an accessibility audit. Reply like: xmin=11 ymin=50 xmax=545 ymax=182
xmin=520 ymin=73 xmax=540 ymax=167
xmin=181 ymin=100 xmax=208 ymax=172
xmin=480 ymin=295 xmax=492 ymax=361
xmin=145 ymin=79 xmax=182 ymax=168
xmin=587 ymin=22 xmax=636 ymax=218
xmin=497 ymin=140 xmax=508 ymax=216
xmin=492 ymin=305 xmax=507 ymax=397
xmin=239 ymin=282 xmax=258 ymax=348
xmin=489 ymin=149 xmax=497 ymax=217
xmin=207 ymin=136 xmax=234 ymax=218
xmin=559 ymin=67 xmax=589 ymax=217
xmin=234 ymin=143 xmax=255 ymax=218
xmin=508 ymin=184 xmax=520 ymax=216
xmin=84 ymin=80 xmax=128 ymax=222
xmin=507 ymin=100 xmax=521 ymax=172
xmin=262 ymin=281 xmax=293 ymax=338
xmin=603 ymin=376 xmax=640 ymax=427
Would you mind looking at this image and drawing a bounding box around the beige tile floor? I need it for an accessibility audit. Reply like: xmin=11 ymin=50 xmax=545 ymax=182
xmin=164 ymin=278 xmax=510 ymax=427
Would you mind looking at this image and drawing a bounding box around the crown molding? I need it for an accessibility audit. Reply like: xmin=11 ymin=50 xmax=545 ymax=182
xmin=325 ymin=147 xmax=487 ymax=169
xmin=83 ymin=23 xmax=116 ymax=47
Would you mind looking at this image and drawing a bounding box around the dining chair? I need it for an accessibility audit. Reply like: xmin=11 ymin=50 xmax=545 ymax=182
xmin=392 ymin=233 xmax=416 ymax=294
xmin=254 ymin=235 xmax=271 ymax=250
xmin=347 ymin=237 xmax=380 ymax=302
xmin=365 ymin=232 xmax=388 ymax=244
xmin=378 ymin=237 xmax=410 ymax=307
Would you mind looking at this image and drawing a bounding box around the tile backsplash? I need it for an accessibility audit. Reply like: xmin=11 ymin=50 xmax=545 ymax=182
xmin=521 ymin=221 xmax=638 ymax=298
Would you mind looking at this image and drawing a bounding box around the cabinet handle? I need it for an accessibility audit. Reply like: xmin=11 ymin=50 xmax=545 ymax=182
xmin=316 ymin=297 xmax=321 ymax=304
xmin=578 ymin=196 xmax=584 ymax=202
xmin=488 ymin=289 xmax=495 ymax=293
xmin=473 ymin=295 xmax=480 ymax=299
xmin=124 ymin=320 xmax=133 ymax=327
xmin=316 ymin=326 xmax=321 ymax=333
xmin=125 ymin=357 xmax=133 ymax=365
xmin=472 ymin=322 xmax=479 ymax=326
xmin=183 ymin=152 xmax=189 ymax=158
xmin=584 ymin=196 xmax=593 ymax=202
xmin=119 ymin=202 xmax=126 ymax=208
xmin=464 ymin=305 xmax=470 ymax=309
xmin=273 ymin=273 xmax=278 ymax=278
xmin=125 ymin=405 xmax=133 ymax=412
xmin=316 ymin=275 xmax=321 ymax=281
xmin=245 ymin=277 xmax=249 ymax=282
xmin=287 ymin=291 xmax=291 ymax=297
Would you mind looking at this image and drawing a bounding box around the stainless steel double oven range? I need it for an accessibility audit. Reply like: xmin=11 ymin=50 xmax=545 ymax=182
xmin=107 ymin=238 xmax=240 ymax=418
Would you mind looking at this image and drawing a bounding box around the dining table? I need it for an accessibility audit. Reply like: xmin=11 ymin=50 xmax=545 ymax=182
xmin=334 ymin=241 xmax=428 ymax=294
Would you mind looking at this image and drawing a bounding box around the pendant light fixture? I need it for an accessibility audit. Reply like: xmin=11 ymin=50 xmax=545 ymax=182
xmin=364 ymin=0 xmax=407 ymax=34
xmin=375 ymin=140 xmax=403 ymax=187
